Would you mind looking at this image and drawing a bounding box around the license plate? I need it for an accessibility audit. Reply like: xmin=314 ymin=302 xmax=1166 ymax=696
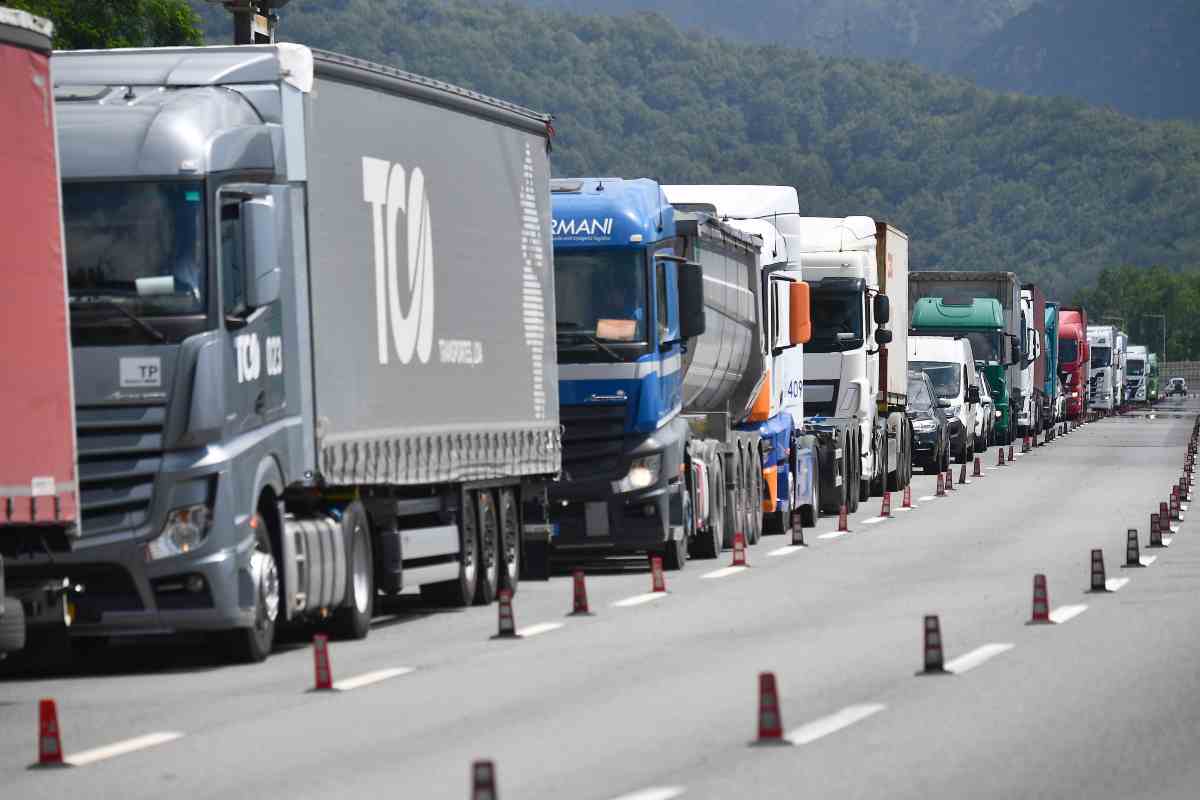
xmin=585 ymin=502 xmax=609 ymax=537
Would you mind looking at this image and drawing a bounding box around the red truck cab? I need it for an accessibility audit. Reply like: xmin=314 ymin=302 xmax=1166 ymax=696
xmin=1057 ymin=306 xmax=1089 ymax=420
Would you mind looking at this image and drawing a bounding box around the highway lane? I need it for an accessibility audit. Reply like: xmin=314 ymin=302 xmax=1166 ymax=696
xmin=0 ymin=401 xmax=1194 ymax=799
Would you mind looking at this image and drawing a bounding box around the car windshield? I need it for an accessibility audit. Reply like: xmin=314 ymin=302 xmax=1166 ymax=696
xmin=808 ymin=288 xmax=865 ymax=352
xmin=1060 ymin=338 xmax=1078 ymax=363
xmin=966 ymin=331 xmax=1001 ymax=362
xmin=1128 ymin=359 xmax=1145 ymax=376
xmin=1091 ymin=345 xmax=1111 ymax=368
xmin=911 ymin=361 xmax=961 ymax=399
xmin=64 ymin=181 xmax=207 ymax=318
xmin=907 ymin=378 xmax=934 ymax=410
xmin=554 ymin=248 xmax=648 ymax=350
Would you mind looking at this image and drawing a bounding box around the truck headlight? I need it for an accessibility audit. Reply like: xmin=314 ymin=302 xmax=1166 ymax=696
xmin=913 ymin=419 xmax=937 ymax=433
xmin=146 ymin=505 xmax=211 ymax=561
xmin=613 ymin=454 xmax=662 ymax=493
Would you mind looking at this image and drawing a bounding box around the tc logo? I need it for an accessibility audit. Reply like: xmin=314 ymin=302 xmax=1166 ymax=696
xmin=363 ymin=157 xmax=435 ymax=365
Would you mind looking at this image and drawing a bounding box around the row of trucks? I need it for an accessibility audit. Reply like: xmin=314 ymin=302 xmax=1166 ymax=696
xmin=1 ymin=6 xmax=915 ymax=662
xmin=1086 ymin=328 xmax=1161 ymax=410
xmin=0 ymin=2 xmax=1161 ymax=662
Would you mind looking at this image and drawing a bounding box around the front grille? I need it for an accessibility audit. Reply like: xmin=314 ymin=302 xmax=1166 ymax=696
xmin=76 ymin=405 xmax=165 ymax=536
xmin=560 ymin=404 xmax=627 ymax=481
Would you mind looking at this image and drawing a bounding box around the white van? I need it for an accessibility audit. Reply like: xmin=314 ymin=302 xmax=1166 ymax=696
xmin=909 ymin=335 xmax=981 ymax=464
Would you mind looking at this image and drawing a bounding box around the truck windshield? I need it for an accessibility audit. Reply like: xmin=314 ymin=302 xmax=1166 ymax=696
xmin=554 ymin=248 xmax=648 ymax=359
xmin=965 ymin=332 xmax=1001 ymax=362
xmin=1060 ymin=338 xmax=1078 ymax=363
xmin=906 ymin=379 xmax=933 ymax=410
xmin=910 ymin=361 xmax=961 ymax=399
xmin=1091 ymin=346 xmax=1111 ymax=368
xmin=1128 ymin=360 xmax=1145 ymax=376
xmin=808 ymin=288 xmax=864 ymax=352
xmin=64 ymin=181 xmax=207 ymax=325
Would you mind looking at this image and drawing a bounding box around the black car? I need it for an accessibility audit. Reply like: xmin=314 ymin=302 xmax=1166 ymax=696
xmin=1168 ymin=377 xmax=1188 ymax=397
xmin=908 ymin=370 xmax=951 ymax=473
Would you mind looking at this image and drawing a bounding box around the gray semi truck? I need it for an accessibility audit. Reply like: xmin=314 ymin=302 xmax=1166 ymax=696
xmin=6 ymin=43 xmax=560 ymax=662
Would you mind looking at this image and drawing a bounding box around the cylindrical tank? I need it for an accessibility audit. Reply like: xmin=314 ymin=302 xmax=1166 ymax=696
xmin=0 ymin=9 xmax=80 ymax=529
xmin=675 ymin=212 xmax=764 ymax=418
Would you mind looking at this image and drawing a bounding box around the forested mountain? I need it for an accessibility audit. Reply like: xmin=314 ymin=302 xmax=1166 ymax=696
xmin=958 ymin=0 xmax=1200 ymax=122
xmin=188 ymin=0 xmax=1200 ymax=301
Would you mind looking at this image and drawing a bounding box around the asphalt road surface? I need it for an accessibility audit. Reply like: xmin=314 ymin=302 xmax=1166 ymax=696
xmin=2 ymin=398 xmax=1198 ymax=800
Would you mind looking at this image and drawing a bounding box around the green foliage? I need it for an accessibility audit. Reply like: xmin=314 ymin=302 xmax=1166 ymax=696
xmin=7 ymin=0 xmax=203 ymax=49
xmin=1075 ymin=266 xmax=1200 ymax=361
xmin=188 ymin=0 xmax=1200 ymax=349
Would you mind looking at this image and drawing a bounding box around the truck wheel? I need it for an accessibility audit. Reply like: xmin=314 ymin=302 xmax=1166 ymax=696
xmin=800 ymin=471 xmax=819 ymax=527
xmin=870 ymin=435 xmax=887 ymax=496
xmin=747 ymin=458 xmax=762 ymax=545
xmin=661 ymin=511 xmax=688 ymax=572
xmin=330 ymin=502 xmax=374 ymax=641
xmin=473 ymin=490 xmax=501 ymax=605
xmin=421 ymin=490 xmax=480 ymax=606
xmin=229 ymin=518 xmax=279 ymax=664
xmin=498 ymin=487 xmax=521 ymax=594
xmin=715 ymin=462 xmax=735 ymax=549
xmin=690 ymin=468 xmax=721 ymax=559
xmin=0 ymin=595 xmax=25 ymax=654
xmin=856 ymin=434 xmax=870 ymax=503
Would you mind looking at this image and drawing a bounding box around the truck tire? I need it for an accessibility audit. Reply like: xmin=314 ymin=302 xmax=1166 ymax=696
xmin=715 ymin=461 xmax=735 ymax=549
xmin=421 ymin=491 xmax=480 ymax=606
xmin=800 ymin=471 xmax=819 ymax=527
xmin=498 ymin=487 xmax=521 ymax=593
xmin=329 ymin=502 xmax=374 ymax=641
xmin=869 ymin=432 xmax=887 ymax=496
xmin=746 ymin=457 xmax=762 ymax=545
xmin=691 ymin=466 xmax=722 ymax=559
xmin=473 ymin=490 xmax=500 ymax=605
xmin=228 ymin=518 xmax=279 ymax=664
xmin=0 ymin=596 xmax=25 ymax=654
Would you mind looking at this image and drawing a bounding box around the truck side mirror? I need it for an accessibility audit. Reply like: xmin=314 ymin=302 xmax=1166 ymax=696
xmin=873 ymin=294 xmax=890 ymax=325
xmin=1008 ymin=334 xmax=1021 ymax=366
xmin=789 ymin=281 xmax=811 ymax=344
xmin=678 ymin=261 xmax=706 ymax=339
xmin=874 ymin=328 xmax=892 ymax=345
xmin=966 ymin=385 xmax=980 ymax=404
xmin=243 ymin=196 xmax=281 ymax=308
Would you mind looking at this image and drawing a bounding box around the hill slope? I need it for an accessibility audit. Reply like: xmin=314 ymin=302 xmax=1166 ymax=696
xmin=960 ymin=0 xmax=1200 ymax=121
xmin=188 ymin=0 xmax=1200 ymax=298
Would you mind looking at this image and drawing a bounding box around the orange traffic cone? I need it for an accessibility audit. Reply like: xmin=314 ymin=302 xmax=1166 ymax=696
xmin=936 ymin=473 xmax=945 ymax=497
xmin=902 ymin=485 xmax=913 ymax=509
xmin=471 ymin=760 xmax=497 ymax=800
xmin=880 ymin=492 xmax=891 ymax=518
xmin=569 ymin=569 xmax=593 ymax=616
xmin=1148 ymin=513 xmax=1165 ymax=548
xmin=1028 ymin=574 xmax=1052 ymax=624
xmin=35 ymin=699 xmax=66 ymax=767
xmin=312 ymin=634 xmax=334 ymax=691
xmin=998 ymin=447 xmax=1006 ymax=467
xmin=732 ymin=532 xmax=748 ymax=566
xmin=1123 ymin=528 xmax=1144 ymax=568
xmin=918 ymin=615 xmax=947 ymax=675
xmin=944 ymin=469 xmax=955 ymax=492
xmin=1008 ymin=444 xmax=1015 ymax=462
xmin=1089 ymin=549 xmax=1110 ymax=592
xmin=650 ymin=555 xmax=666 ymax=593
xmin=973 ymin=456 xmax=983 ymax=478
xmin=753 ymin=672 xmax=787 ymax=745
xmin=958 ymin=463 xmax=968 ymax=486
xmin=492 ymin=589 xmax=520 ymax=639
xmin=838 ymin=504 xmax=850 ymax=533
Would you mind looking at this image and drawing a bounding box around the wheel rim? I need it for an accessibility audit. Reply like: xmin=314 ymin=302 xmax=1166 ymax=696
xmin=500 ymin=489 xmax=519 ymax=587
xmin=479 ymin=493 xmax=499 ymax=588
xmin=351 ymin=523 xmax=370 ymax=614
xmin=249 ymin=532 xmax=279 ymax=632
xmin=462 ymin=496 xmax=478 ymax=585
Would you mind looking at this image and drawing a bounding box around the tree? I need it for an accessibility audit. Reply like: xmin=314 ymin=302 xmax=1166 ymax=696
xmin=6 ymin=0 xmax=203 ymax=49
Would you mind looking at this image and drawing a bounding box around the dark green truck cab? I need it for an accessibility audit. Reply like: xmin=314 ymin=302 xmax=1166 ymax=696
xmin=910 ymin=298 xmax=1019 ymax=445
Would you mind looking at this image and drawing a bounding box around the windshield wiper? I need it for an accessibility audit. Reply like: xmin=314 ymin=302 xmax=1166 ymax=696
xmin=556 ymin=321 xmax=622 ymax=362
xmin=71 ymin=297 xmax=167 ymax=343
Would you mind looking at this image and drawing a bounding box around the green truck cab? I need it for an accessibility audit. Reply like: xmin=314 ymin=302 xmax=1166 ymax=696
xmin=911 ymin=298 xmax=1020 ymax=444
xmin=1148 ymin=353 xmax=1160 ymax=402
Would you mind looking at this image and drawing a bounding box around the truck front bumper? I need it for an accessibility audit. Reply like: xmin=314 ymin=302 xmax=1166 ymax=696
xmin=5 ymin=536 xmax=258 ymax=637
xmin=548 ymin=481 xmax=673 ymax=553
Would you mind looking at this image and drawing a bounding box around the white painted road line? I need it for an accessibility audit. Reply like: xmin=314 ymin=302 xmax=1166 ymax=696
xmin=1106 ymin=577 xmax=1131 ymax=592
xmin=701 ymin=565 xmax=749 ymax=579
xmin=612 ymin=592 xmax=667 ymax=608
xmin=861 ymin=516 xmax=888 ymax=525
xmin=333 ymin=667 xmax=415 ymax=691
xmin=817 ymin=531 xmax=849 ymax=540
xmin=607 ymin=787 xmax=686 ymax=800
xmin=767 ymin=545 xmax=804 ymax=557
xmin=1141 ymin=555 xmax=1159 ymax=566
xmin=944 ymin=643 xmax=1014 ymax=674
xmin=1049 ymin=604 xmax=1088 ymax=624
xmin=65 ymin=732 xmax=184 ymax=767
xmin=917 ymin=495 xmax=937 ymax=502
xmin=787 ymin=704 xmax=886 ymax=746
xmin=513 ymin=622 xmax=564 ymax=639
